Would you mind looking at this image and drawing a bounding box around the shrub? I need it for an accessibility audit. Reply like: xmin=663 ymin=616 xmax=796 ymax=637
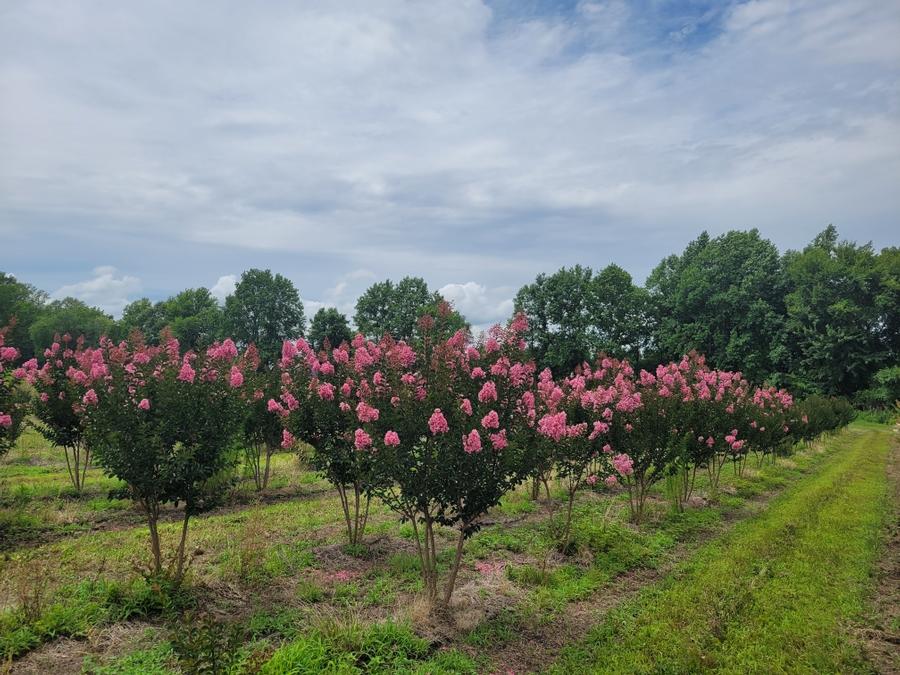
xmin=0 ymin=326 xmax=28 ymax=458
xmin=17 ymin=334 xmax=97 ymax=491
xmin=83 ymin=334 xmax=248 ymax=582
xmin=354 ymin=311 xmax=539 ymax=606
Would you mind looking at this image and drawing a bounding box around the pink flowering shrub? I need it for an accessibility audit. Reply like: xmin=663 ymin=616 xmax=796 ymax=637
xmin=277 ymin=333 xmax=389 ymax=546
xmin=237 ymin=345 xmax=285 ymax=491
xmin=355 ymin=311 xmax=537 ymax=606
xmin=81 ymin=332 xmax=248 ymax=582
xmin=0 ymin=326 xmax=28 ymax=457
xmin=531 ymin=363 xmax=619 ymax=551
xmin=19 ymin=333 xmax=103 ymax=492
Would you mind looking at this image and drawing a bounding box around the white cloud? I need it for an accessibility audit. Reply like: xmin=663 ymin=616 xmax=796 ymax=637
xmin=210 ymin=274 xmax=237 ymax=303
xmin=438 ymin=282 xmax=514 ymax=331
xmin=52 ymin=266 xmax=141 ymax=317
xmin=1 ymin=0 xmax=897 ymax=300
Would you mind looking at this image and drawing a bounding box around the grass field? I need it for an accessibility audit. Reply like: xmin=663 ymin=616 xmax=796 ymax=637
xmin=0 ymin=422 xmax=895 ymax=673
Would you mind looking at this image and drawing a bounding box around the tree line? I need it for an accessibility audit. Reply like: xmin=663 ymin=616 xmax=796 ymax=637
xmin=1 ymin=225 xmax=897 ymax=403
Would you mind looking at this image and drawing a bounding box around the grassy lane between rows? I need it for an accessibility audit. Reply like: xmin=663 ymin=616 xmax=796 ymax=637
xmin=549 ymin=421 xmax=895 ymax=675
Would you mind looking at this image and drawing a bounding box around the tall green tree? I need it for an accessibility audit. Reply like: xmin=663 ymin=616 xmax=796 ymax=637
xmin=308 ymin=307 xmax=353 ymax=350
xmin=514 ymin=264 xmax=648 ymax=374
xmin=646 ymin=229 xmax=786 ymax=384
xmin=0 ymin=272 xmax=48 ymax=360
xmin=119 ymin=298 xmax=168 ymax=343
xmin=354 ymin=276 xmax=432 ymax=341
xmin=782 ymin=226 xmax=891 ymax=395
xmin=29 ymin=298 xmax=114 ymax=352
xmin=162 ymin=288 xmax=223 ymax=349
xmin=224 ymin=269 xmax=305 ymax=365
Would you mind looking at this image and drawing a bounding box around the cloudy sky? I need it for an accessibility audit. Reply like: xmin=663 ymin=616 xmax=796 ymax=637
xmin=1 ymin=0 xmax=898 ymax=326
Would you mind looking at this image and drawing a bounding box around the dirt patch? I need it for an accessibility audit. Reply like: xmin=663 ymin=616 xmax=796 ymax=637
xmin=10 ymin=621 xmax=161 ymax=674
xmin=858 ymin=427 xmax=900 ymax=674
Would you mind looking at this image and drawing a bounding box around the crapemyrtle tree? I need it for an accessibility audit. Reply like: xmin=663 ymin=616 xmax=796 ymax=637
xmin=356 ymin=312 xmax=537 ymax=607
xmin=240 ymin=347 xmax=283 ymax=491
xmin=532 ymin=365 xmax=618 ymax=553
xmin=0 ymin=327 xmax=29 ymax=457
xmin=19 ymin=334 xmax=102 ymax=492
xmin=83 ymin=335 xmax=248 ymax=582
xmin=276 ymin=333 xmax=390 ymax=547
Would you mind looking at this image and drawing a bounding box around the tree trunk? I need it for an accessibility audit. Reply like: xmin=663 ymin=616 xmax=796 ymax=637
xmin=442 ymin=527 xmax=468 ymax=606
xmin=173 ymin=510 xmax=191 ymax=583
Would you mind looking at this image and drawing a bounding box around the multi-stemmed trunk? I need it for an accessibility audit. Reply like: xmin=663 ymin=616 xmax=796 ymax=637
xmin=336 ymin=482 xmax=370 ymax=547
xmin=63 ymin=442 xmax=90 ymax=493
xmin=405 ymin=505 xmax=472 ymax=609
xmin=141 ymin=496 xmax=193 ymax=585
xmin=248 ymin=441 xmax=277 ymax=491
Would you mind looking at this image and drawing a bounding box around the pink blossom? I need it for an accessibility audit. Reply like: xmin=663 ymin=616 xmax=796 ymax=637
xmin=481 ymin=410 xmax=500 ymax=429
xmin=281 ymin=340 xmax=298 ymax=364
xmin=339 ymin=402 xmax=351 ymax=412
xmin=475 ymin=560 xmax=506 ymax=575
xmin=138 ymin=398 xmax=150 ymax=411
xmin=177 ymin=362 xmax=196 ymax=383
xmin=267 ymin=399 xmax=283 ymax=414
xmin=460 ymin=398 xmax=473 ymax=416
xmin=489 ymin=429 xmax=508 ymax=450
xmin=281 ymin=429 xmax=295 ymax=449
xmin=229 ymin=366 xmax=244 ymax=388
xmin=429 ymin=409 xmax=449 ymax=435
xmin=354 ymin=428 xmax=372 ymax=450
xmin=586 ymin=474 xmax=598 ymax=486
xmin=485 ymin=338 xmax=500 ymax=353
xmin=39 ymin=392 xmax=49 ymax=403
xmin=0 ymin=346 xmax=19 ymax=361
xmin=589 ymin=421 xmax=609 ymax=440
xmin=538 ymin=412 xmax=567 ymax=442
xmin=281 ymin=392 xmax=299 ymax=411
xmin=82 ymin=389 xmax=98 ymax=406
xmin=332 ymin=347 xmax=349 ymax=364
xmin=463 ymin=429 xmax=482 ymax=454
xmin=470 ymin=367 xmax=486 ymax=380
xmin=605 ymin=475 xmax=618 ymax=487
xmin=612 ymin=453 xmax=634 ymax=476
xmin=478 ymin=380 xmax=498 ymax=403
xmin=390 ymin=396 xmax=400 ymax=407
xmin=319 ymin=361 xmax=335 ymax=376
xmin=317 ymin=383 xmax=335 ymax=400
xmin=384 ymin=430 xmax=400 ymax=447
xmin=356 ymin=401 xmax=380 ymax=423
xmin=0 ymin=414 xmax=12 ymax=429
xmin=602 ymin=443 xmax=612 ymax=454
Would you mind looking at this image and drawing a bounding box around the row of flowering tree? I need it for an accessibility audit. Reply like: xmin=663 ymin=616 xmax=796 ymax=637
xmin=1 ymin=315 xmax=850 ymax=606
xmin=272 ymin=312 xmax=822 ymax=606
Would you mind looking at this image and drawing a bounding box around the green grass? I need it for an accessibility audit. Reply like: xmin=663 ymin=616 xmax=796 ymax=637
xmin=549 ymin=423 xmax=894 ymax=674
xmin=260 ymin=620 xmax=480 ymax=674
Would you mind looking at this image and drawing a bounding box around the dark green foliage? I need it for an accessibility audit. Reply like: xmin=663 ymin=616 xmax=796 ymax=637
xmin=29 ymin=298 xmax=114 ymax=353
xmin=0 ymin=273 xmax=47 ymax=361
xmin=121 ymin=289 xmax=223 ymax=349
xmin=308 ymin=306 xmax=352 ymax=350
xmin=782 ymin=226 xmax=895 ymax=396
xmin=646 ymin=229 xmax=786 ymax=383
xmin=354 ymin=276 xmax=465 ymax=342
xmin=224 ymin=268 xmax=305 ymax=365
xmin=514 ymin=264 xmax=649 ymax=375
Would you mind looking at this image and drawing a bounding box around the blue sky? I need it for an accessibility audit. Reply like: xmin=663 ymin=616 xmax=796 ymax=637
xmin=1 ymin=0 xmax=898 ymax=328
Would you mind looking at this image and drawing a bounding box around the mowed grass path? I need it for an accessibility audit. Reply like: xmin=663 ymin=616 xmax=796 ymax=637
xmin=549 ymin=421 xmax=896 ymax=674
